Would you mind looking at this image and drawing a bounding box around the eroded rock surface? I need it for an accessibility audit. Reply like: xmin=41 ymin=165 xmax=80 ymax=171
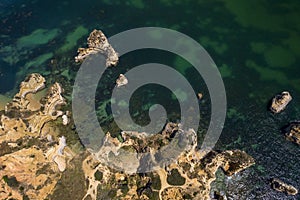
xmin=0 ymin=74 xmax=75 ymax=200
xmin=75 ymin=29 xmax=119 ymax=67
xmin=270 ymin=91 xmax=292 ymax=113
xmin=82 ymin=123 xmax=255 ymax=200
xmin=116 ymin=74 xmax=128 ymax=87
xmin=5 ymin=73 xmax=46 ymax=114
xmin=0 ymin=73 xmax=255 ymax=200
xmin=271 ymin=178 xmax=298 ymax=195
xmin=284 ymin=121 xmax=300 ymax=145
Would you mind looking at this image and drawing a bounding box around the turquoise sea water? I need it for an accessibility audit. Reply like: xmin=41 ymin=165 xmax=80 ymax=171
xmin=1 ymin=0 xmax=300 ymax=199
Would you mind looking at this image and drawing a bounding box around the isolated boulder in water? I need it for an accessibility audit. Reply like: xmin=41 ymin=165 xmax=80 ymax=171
xmin=270 ymin=91 xmax=292 ymax=113
xmin=271 ymin=178 xmax=298 ymax=195
xmin=284 ymin=121 xmax=300 ymax=145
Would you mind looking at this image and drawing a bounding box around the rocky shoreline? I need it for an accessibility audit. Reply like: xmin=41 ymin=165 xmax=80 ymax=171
xmin=75 ymin=29 xmax=119 ymax=67
xmin=0 ymin=73 xmax=255 ymax=200
xmin=82 ymin=123 xmax=254 ymax=200
xmin=2 ymin=29 xmax=299 ymax=200
xmin=0 ymin=74 xmax=75 ymax=199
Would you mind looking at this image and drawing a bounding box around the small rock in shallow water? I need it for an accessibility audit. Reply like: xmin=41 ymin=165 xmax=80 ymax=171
xmin=270 ymin=91 xmax=292 ymax=113
xmin=271 ymin=178 xmax=298 ymax=195
xmin=284 ymin=121 xmax=300 ymax=145
xmin=116 ymin=74 xmax=128 ymax=87
xmin=197 ymin=92 xmax=203 ymax=100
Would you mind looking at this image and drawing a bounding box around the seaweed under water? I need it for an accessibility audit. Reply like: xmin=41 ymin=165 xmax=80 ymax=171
xmin=0 ymin=0 xmax=299 ymax=199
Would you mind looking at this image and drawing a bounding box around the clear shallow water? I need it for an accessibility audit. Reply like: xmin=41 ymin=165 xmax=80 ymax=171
xmin=0 ymin=0 xmax=300 ymax=199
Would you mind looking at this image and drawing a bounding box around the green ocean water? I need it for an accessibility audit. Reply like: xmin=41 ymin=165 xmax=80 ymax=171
xmin=0 ymin=0 xmax=300 ymax=199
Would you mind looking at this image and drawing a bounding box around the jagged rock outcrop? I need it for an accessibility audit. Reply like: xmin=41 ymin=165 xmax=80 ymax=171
xmin=82 ymin=123 xmax=255 ymax=200
xmin=284 ymin=121 xmax=300 ymax=145
xmin=270 ymin=91 xmax=292 ymax=113
xmin=75 ymin=29 xmax=119 ymax=67
xmin=271 ymin=178 xmax=298 ymax=195
xmin=116 ymin=74 xmax=128 ymax=87
xmin=93 ymin=122 xmax=181 ymax=174
xmin=5 ymin=73 xmax=46 ymax=114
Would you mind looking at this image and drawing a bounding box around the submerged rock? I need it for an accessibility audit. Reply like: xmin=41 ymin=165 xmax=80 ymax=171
xmin=284 ymin=121 xmax=300 ymax=145
xmin=75 ymin=29 xmax=119 ymax=67
xmin=270 ymin=91 xmax=292 ymax=113
xmin=271 ymin=178 xmax=298 ymax=195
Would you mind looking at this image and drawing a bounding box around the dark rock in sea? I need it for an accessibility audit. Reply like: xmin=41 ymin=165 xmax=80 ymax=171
xmin=213 ymin=191 xmax=227 ymax=200
xmin=283 ymin=121 xmax=300 ymax=145
xmin=270 ymin=91 xmax=292 ymax=113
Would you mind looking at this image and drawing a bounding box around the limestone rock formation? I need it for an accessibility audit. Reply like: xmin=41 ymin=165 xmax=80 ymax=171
xmin=5 ymin=73 xmax=46 ymax=113
xmin=116 ymin=74 xmax=128 ymax=87
xmin=27 ymin=82 xmax=66 ymax=134
xmin=270 ymin=91 xmax=292 ymax=113
xmin=284 ymin=121 xmax=300 ymax=145
xmin=45 ymin=136 xmax=75 ymax=172
xmin=271 ymin=178 xmax=298 ymax=195
xmin=75 ymin=29 xmax=119 ymax=67
xmin=82 ymin=123 xmax=255 ymax=200
xmin=0 ymin=147 xmax=59 ymax=200
xmin=0 ymin=74 xmax=75 ymax=200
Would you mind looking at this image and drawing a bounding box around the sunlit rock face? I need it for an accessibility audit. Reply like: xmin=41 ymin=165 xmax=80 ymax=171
xmin=0 ymin=74 xmax=74 ymax=200
xmin=82 ymin=123 xmax=255 ymax=200
xmin=116 ymin=74 xmax=128 ymax=87
xmin=5 ymin=73 xmax=46 ymax=114
xmin=0 ymin=147 xmax=58 ymax=200
xmin=270 ymin=91 xmax=292 ymax=113
xmin=0 ymin=74 xmax=255 ymax=200
xmin=75 ymin=29 xmax=119 ymax=67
